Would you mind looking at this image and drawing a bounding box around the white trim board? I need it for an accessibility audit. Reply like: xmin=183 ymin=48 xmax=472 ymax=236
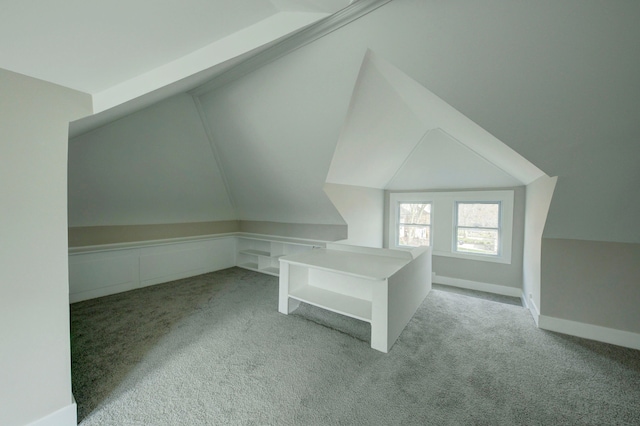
xmin=523 ymin=293 xmax=540 ymax=326
xmin=68 ymin=232 xmax=329 ymax=255
xmin=26 ymin=402 xmax=76 ymax=426
xmin=433 ymin=274 xmax=521 ymax=298
xmin=538 ymin=315 xmax=640 ymax=351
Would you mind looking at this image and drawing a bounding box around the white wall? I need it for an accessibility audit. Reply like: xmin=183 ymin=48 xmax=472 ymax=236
xmin=324 ymin=183 xmax=383 ymax=247
xmin=0 ymin=69 xmax=92 ymax=426
xmin=196 ymin=57 xmax=350 ymax=226
xmin=68 ymin=93 xmax=235 ymax=226
xmin=522 ymin=175 xmax=557 ymax=320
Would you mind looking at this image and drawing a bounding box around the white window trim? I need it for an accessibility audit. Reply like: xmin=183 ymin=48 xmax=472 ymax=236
xmin=396 ymin=202 xmax=433 ymax=248
xmin=389 ymin=190 xmax=514 ymax=264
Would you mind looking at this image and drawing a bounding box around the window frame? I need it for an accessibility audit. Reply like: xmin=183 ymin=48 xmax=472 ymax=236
xmin=388 ymin=190 xmax=514 ymax=264
xmin=396 ymin=202 xmax=432 ymax=248
xmin=454 ymin=201 xmax=502 ymax=257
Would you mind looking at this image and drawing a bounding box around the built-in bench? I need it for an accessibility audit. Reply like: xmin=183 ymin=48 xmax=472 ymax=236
xmin=68 ymin=233 xmax=327 ymax=303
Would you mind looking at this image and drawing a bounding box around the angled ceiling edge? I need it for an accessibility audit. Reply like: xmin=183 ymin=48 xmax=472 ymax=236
xmin=385 ymin=128 xmax=524 ymax=190
xmin=368 ymin=51 xmax=546 ymax=185
xmin=326 ymin=49 xmax=427 ymax=188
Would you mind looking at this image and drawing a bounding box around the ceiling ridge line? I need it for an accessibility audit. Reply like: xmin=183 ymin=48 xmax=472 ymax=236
xmin=384 ymin=128 xmax=433 ymax=190
xmin=189 ymin=0 xmax=391 ymax=97
xmin=433 ymin=128 xmax=526 ymax=185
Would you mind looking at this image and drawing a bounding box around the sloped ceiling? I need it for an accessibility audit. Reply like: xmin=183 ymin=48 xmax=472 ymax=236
xmin=0 ymin=0 xmax=367 ymax=138
xmin=61 ymin=0 xmax=640 ymax=243
xmin=386 ymin=129 xmax=522 ymax=190
xmin=0 ymin=0 xmax=343 ymax=97
xmin=68 ymin=94 xmax=236 ymax=227
xmin=327 ymin=51 xmax=543 ymax=190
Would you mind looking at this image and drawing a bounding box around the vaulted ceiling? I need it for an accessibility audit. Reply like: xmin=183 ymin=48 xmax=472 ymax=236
xmin=326 ymin=50 xmax=545 ymax=191
xmin=7 ymin=0 xmax=638 ymax=243
xmin=0 ymin=0 xmax=381 ymax=137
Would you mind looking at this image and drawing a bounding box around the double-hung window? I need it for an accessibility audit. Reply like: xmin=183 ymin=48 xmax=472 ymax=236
xmin=389 ymin=190 xmax=514 ymax=264
xmin=397 ymin=203 xmax=431 ymax=247
xmin=455 ymin=202 xmax=501 ymax=256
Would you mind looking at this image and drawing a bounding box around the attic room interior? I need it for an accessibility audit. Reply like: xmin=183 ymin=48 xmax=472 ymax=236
xmin=1 ymin=1 xmax=639 ymax=425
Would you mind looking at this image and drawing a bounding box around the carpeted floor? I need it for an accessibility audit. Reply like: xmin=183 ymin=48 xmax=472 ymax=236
xmin=71 ymin=267 xmax=640 ymax=425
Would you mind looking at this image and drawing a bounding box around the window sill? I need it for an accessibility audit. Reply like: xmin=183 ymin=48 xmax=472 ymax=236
xmin=432 ymin=249 xmax=511 ymax=264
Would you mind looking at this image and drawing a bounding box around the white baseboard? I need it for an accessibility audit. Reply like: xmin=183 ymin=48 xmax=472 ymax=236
xmin=433 ymin=274 xmax=522 ymax=298
xmin=522 ymin=293 xmax=540 ymax=326
xmin=27 ymin=402 xmax=76 ymax=426
xmin=538 ymin=315 xmax=640 ymax=351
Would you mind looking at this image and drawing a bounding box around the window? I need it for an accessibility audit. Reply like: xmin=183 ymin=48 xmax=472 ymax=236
xmin=455 ymin=202 xmax=500 ymax=256
xmin=388 ymin=190 xmax=514 ymax=264
xmin=397 ymin=203 xmax=431 ymax=247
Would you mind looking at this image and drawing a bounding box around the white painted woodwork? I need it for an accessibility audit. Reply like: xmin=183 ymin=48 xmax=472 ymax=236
xmin=388 ymin=190 xmax=515 ymax=265
xmin=68 ymin=234 xmax=325 ymax=303
xmin=69 ymin=237 xmax=236 ymax=303
xmin=235 ymin=235 xmax=324 ymax=276
xmin=25 ymin=402 xmax=77 ymax=426
xmin=538 ymin=315 xmax=640 ymax=351
xmin=279 ymin=244 xmax=431 ymax=353
xmin=433 ymin=274 xmax=522 ymax=298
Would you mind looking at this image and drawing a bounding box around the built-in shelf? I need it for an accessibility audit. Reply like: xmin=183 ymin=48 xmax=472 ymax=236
xmin=262 ymin=266 xmax=280 ymax=276
xmin=289 ymin=285 xmax=372 ymax=322
xmin=238 ymin=262 xmax=259 ymax=271
xmin=239 ymin=249 xmax=271 ymax=257
xmin=235 ymin=236 xmax=322 ymax=277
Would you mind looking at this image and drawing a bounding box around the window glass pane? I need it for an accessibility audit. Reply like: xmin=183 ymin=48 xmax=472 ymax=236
xmin=457 ymin=203 xmax=499 ymax=228
xmin=399 ymin=225 xmax=430 ymax=247
xmin=399 ymin=203 xmax=431 ymax=225
xmin=456 ymin=228 xmax=498 ymax=255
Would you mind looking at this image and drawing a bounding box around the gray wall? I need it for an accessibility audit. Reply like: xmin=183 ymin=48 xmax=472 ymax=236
xmin=68 ymin=93 xmax=236 ymax=227
xmin=542 ymin=239 xmax=640 ymax=334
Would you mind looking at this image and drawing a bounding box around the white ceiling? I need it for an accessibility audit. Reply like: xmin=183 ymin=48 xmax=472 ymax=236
xmin=327 ymin=50 xmax=545 ymax=191
xmin=386 ymin=129 xmax=522 ymax=190
xmin=0 ymin=0 xmax=353 ymax=123
xmin=0 ymin=0 xmax=276 ymax=93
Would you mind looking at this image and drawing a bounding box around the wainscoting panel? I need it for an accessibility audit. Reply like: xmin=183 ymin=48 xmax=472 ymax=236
xmin=139 ymin=238 xmax=235 ymax=287
xmin=69 ymin=249 xmax=139 ymax=303
xmin=69 ymin=237 xmax=236 ymax=303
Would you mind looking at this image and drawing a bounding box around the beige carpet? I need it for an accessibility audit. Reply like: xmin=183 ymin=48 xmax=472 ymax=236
xmin=71 ymin=267 xmax=640 ymax=425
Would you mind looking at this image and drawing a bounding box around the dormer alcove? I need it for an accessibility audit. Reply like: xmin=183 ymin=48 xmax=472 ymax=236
xmin=325 ymin=50 xmax=557 ymax=315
